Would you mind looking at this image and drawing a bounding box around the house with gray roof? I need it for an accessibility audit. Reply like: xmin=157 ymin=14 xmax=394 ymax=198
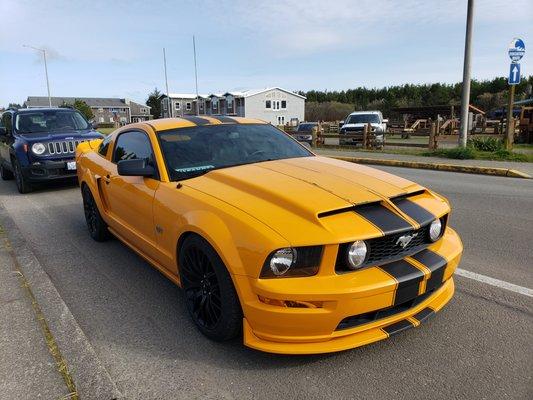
xmin=160 ymin=87 xmax=305 ymax=126
xmin=24 ymin=96 xmax=152 ymax=126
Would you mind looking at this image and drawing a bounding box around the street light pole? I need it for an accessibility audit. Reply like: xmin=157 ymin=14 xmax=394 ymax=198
xmin=23 ymin=45 xmax=52 ymax=107
xmin=193 ymin=35 xmax=200 ymax=116
xmin=163 ymin=47 xmax=172 ymax=118
xmin=458 ymin=0 xmax=475 ymax=148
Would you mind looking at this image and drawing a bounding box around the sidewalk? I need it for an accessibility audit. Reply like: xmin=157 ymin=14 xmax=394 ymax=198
xmin=0 ymin=229 xmax=72 ymax=399
xmin=314 ymin=148 xmax=533 ymax=177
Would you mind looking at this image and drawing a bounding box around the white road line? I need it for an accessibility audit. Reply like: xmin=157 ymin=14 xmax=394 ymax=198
xmin=455 ymin=268 xmax=533 ymax=298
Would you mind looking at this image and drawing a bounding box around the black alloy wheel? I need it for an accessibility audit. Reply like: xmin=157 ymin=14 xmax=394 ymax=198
xmin=13 ymin=159 xmax=32 ymax=193
xmin=179 ymin=235 xmax=242 ymax=341
xmin=82 ymin=185 xmax=110 ymax=242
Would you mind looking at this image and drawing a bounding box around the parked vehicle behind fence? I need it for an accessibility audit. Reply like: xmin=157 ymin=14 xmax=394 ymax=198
xmin=340 ymin=111 xmax=387 ymax=146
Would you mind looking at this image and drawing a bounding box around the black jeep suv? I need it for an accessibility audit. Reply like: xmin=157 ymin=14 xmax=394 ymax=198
xmin=0 ymin=108 xmax=103 ymax=193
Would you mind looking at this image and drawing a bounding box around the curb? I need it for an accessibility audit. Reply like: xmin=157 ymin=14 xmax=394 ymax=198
xmin=330 ymin=156 xmax=532 ymax=179
xmin=0 ymin=204 xmax=124 ymax=400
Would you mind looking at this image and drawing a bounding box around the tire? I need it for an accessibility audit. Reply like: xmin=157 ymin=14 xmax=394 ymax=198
xmin=12 ymin=159 xmax=32 ymax=193
xmin=0 ymin=164 xmax=14 ymax=181
xmin=179 ymin=235 xmax=242 ymax=341
xmin=81 ymin=184 xmax=110 ymax=242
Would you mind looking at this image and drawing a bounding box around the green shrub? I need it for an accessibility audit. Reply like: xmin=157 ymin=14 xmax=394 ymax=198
xmin=431 ymin=147 xmax=476 ymax=159
xmin=468 ymin=137 xmax=503 ymax=152
xmin=492 ymin=149 xmax=528 ymax=162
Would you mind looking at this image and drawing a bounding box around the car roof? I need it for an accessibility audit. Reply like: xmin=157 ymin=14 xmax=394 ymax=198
xmin=145 ymin=116 xmax=267 ymax=131
xmin=15 ymin=107 xmax=74 ymax=113
xmin=348 ymin=111 xmax=381 ymax=115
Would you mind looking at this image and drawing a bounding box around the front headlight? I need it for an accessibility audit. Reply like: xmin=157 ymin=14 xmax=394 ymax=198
xmin=269 ymin=248 xmax=295 ymax=276
xmin=31 ymin=142 xmax=46 ymax=155
xmin=261 ymin=246 xmax=323 ymax=278
xmin=347 ymin=240 xmax=368 ymax=270
xmin=429 ymin=219 xmax=443 ymax=242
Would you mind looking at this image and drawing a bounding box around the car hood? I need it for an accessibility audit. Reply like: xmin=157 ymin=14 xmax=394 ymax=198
xmin=342 ymin=123 xmax=382 ymax=129
xmin=184 ymin=156 xmax=444 ymax=244
xmin=18 ymin=130 xmax=102 ymax=142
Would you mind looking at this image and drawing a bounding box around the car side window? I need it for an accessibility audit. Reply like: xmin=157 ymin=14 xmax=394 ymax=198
xmin=98 ymin=135 xmax=112 ymax=157
xmin=113 ymin=131 xmax=154 ymax=164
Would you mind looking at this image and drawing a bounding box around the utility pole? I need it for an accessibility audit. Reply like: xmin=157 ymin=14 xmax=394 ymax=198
xmin=505 ymin=84 xmax=516 ymax=149
xmin=23 ymin=45 xmax=52 ymax=107
xmin=163 ymin=47 xmax=172 ymax=118
xmin=193 ymin=35 xmax=200 ymax=116
xmin=458 ymin=0 xmax=474 ymax=147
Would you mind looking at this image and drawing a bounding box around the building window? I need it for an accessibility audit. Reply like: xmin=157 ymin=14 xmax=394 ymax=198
xmin=98 ymin=108 xmax=103 ymax=113
xmin=199 ymin=103 xmax=204 ymax=110
xmin=212 ymin=100 xmax=218 ymax=110
xmin=120 ymin=117 xmax=127 ymax=123
xmin=140 ymin=108 xmax=146 ymax=113
xmin=186 ymin=102 xmax=191 ymax=111
xmin=281 ymin=100 xmax=287 ymax=109
xmin=175 ymin=102 xmax=181 ymax=111
xmin=265 ymin=100 xmax=271 ymax=109
xmin=109 ymin=117 xmax=114 ymax=122
xmin=99 ymin=117 xmax=104 ymax=123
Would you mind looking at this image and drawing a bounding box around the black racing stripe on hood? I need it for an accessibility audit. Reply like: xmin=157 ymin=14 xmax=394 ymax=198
xmin=355 ymin=203 xmax=413 ymax=235
xmin=391 ymin=198 xmax=436 ymax=227
xmin=210 ymin=115 xmax=239 ymax=124
xmin=378 ymin=260 xmax=425 ymax=306
xmin=181 ymin=116 xmax=211 ymax=125
xmin=411 ymin=250 xmax=448 ymax=292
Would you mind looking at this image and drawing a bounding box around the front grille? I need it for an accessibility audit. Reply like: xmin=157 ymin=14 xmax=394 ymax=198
xmin=336 ymin=224 xmax=432 ymax=272
xmin=336 ymin=283 xmax=441 ymax=331
xmin=47 ymin=140 xmax=86 ymax=155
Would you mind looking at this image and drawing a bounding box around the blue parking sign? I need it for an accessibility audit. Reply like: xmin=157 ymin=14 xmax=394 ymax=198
xmin=509 ymin=63 xmax=520 ymax=85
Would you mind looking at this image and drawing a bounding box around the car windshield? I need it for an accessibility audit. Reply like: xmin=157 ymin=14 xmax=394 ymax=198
xmin=15 ymin=110 xmax=90 ymax=134
xmin=158 ymin=124 xmax=313 ymax=181
xmin=297 ymin=123 xmax=316 ymax=131
xmin=346 ymin=114 xmax=380 ymax=124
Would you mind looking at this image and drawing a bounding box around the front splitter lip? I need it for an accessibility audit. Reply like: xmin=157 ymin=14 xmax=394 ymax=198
xmin=243 ymin=277 xmax=454 ymax=354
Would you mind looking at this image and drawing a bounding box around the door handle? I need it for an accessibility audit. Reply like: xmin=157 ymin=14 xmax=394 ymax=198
xmin=103 ymin=174 xmax=111 ymax=185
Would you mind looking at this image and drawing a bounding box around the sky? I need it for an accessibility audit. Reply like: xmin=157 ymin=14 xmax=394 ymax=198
xmin=1 ymin=0 xmax=532 ymax=106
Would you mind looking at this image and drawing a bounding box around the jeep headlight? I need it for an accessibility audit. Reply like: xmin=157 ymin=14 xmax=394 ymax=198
xmin=347 ymin=240 xmax=368 ymax=270
xmin=31 ymin=143 xmax=46 ymax=155
xmin=429 ymin=219 xmax=443 ymax=242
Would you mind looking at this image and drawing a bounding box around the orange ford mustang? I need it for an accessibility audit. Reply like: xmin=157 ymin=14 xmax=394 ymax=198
xmin=76 ymin=116 xmax=463 ymax=354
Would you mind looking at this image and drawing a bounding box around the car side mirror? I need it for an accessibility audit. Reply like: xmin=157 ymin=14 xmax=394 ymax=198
xmin=91 ymin=121 xmax=99 ymax=130
xmin=117 ymin=159 xmax=155 ymax=177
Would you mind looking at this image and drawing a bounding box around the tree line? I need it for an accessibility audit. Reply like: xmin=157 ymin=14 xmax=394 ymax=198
xmin=298 ymin=75 xmax=533 ymax=120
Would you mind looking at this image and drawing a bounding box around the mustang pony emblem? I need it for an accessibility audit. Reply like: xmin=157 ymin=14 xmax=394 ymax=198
xmin=396 ymin=233 xmax=418 ymax=248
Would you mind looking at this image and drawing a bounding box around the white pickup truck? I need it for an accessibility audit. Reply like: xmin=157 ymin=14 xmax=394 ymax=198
xmin=340 ymin=111 xmax=387 ymax=146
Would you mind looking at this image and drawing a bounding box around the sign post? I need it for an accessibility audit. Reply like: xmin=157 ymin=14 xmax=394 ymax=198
xmin=505 ymin=38 xmax=525 ymax=150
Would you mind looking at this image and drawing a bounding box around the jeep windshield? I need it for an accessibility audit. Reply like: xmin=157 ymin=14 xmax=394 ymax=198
xmin=15 ymin=110 xmax=90 ymax=134
xmin=158 ymin=123 xmax=313 ymax=181
xmin=346 ymin=114 xmax=380 ymax=124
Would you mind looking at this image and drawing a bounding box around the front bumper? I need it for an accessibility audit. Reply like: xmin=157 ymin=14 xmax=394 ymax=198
xmin=21 ymin=159 xmax=77 ymax=182
xmin=237 ymin=227 xmax=462 ymax=354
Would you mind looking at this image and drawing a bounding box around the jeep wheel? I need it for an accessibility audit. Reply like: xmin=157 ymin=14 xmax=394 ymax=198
xmin=179 ymin=235 xmax=242 ymax=342
xmin=0 ymin=164 xmax=14 ymax=181
xmin=82 ymin=184 xmax=110 ymax=242
xmin=12 ymin=159 xmax=32 ymax=193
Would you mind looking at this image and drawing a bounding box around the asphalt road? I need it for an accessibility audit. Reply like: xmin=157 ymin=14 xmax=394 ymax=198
xmin=0 ymin=167 xmax=531 ymax=400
